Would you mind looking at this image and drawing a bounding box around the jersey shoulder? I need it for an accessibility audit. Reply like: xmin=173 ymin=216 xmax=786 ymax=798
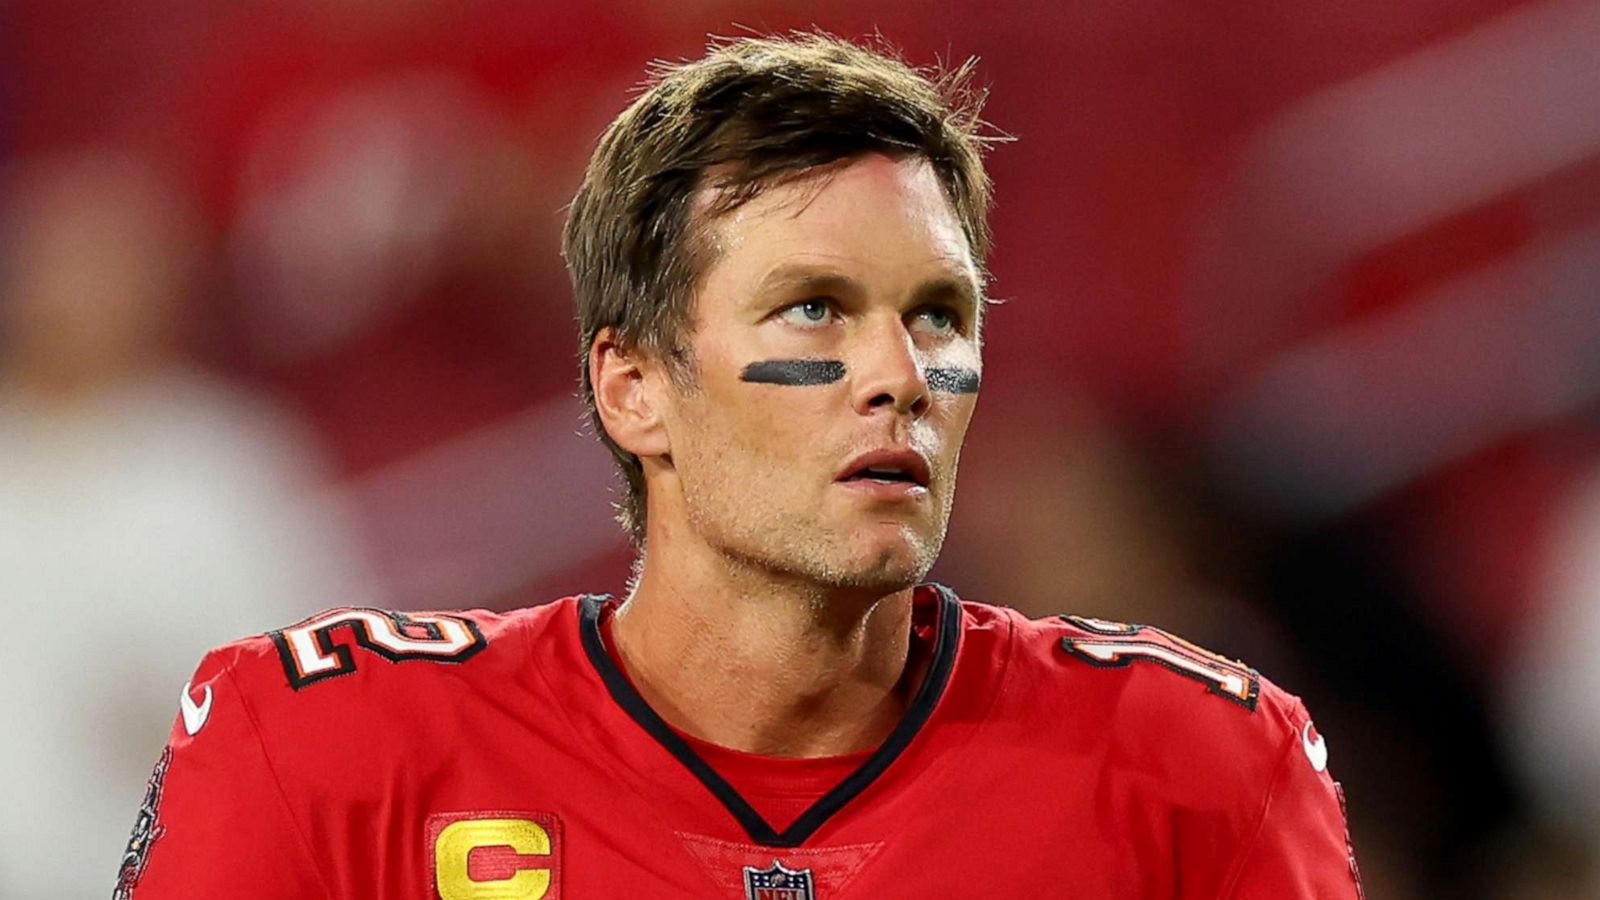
xmin=972 ymin=600 xmax=1316 ymax=788
xmin=167 ymin=598 xmax=587 ymax=780
xmin=190 ymin=597 xmax=579 ymax=701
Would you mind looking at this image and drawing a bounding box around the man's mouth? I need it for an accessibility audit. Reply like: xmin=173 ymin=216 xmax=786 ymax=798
xmin=836 ymin=449 xmax=932 ymax=488
xmin=845 ymin=468 xmax=918 ymax=484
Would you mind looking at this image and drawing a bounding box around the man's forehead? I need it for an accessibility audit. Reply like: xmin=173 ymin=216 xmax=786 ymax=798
xmin=693 ymin=154 xmax=980 ymax=292
xmin=701 ymin=153 xmax=953 ymax=226
xmin=749 ymin=258 xmax=980 ymax=308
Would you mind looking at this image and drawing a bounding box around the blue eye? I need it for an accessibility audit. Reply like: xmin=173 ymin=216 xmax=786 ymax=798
xmin=779 ymin=299 xmax=833 ymax=326
xmin=911 ymin=306 xmax=958 ymax=334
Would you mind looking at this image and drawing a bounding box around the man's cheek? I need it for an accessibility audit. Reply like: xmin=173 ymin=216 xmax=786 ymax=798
xmin=744 ymin=400 xmax=831 ymax=461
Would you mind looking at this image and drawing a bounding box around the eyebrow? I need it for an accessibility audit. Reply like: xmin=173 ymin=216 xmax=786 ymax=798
xmin=911 ymin=274 xmax=982 ymax=316
xmin=751 ymin=263 xmax=982 ymax=314
xmin=751 ymin=267 xmax=863 ymax=306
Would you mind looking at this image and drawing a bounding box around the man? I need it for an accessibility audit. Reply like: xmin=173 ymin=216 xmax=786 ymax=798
xmin=119 ymin=34 xmax=1363 ymax=899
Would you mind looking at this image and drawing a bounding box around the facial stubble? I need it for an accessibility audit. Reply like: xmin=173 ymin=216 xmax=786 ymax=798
xmin=671 ymin=378 xmax=956 ymax=595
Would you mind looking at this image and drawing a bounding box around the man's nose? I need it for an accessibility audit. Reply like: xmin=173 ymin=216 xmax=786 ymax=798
xmin=850 ymin=318 xmax=931 ymax=418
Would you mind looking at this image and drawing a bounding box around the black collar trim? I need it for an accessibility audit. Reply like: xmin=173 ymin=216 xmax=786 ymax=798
xmin=578 ymin=585 xmax=962 ymax=848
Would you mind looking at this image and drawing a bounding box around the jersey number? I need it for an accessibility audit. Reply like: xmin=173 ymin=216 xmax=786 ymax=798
xmin=271 ymin=608 xmax=487 ymax=689
xmin=1060 ymin=615 xmax=1260 ymax=711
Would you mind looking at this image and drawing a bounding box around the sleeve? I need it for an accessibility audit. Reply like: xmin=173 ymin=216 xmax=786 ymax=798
xmin=1219 ymin=704 xmax=1366 ymax=900
xmin=113 ymin=650 xmax=331 ymax=899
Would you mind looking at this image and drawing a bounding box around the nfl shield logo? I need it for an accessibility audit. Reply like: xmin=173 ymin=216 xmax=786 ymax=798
xmin=743 ymin=859 xmax=815 ymax=900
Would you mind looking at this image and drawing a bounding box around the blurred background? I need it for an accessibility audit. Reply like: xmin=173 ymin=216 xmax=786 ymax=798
xmin=3 ymin=0 xmax=1598 ymax=896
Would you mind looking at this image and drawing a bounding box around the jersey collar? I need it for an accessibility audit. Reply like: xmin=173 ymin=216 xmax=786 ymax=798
xmin=577 ymin=584 xmax=962 ymax=848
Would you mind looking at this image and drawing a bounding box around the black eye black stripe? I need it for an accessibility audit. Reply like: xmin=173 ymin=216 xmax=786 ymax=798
xmin=740 ymin=360 xmax=980 ymax=393
xmin=925 ymin=367 xmax=979 ymax=393
xmin=740 ymin=359 xmax=845 ymax=385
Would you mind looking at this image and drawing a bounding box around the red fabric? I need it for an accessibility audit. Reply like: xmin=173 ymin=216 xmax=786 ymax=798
xmin=597 ymin=610 xmax=875 ymax=832
xmin=130 ymin=587 xmax=1361 ymax=898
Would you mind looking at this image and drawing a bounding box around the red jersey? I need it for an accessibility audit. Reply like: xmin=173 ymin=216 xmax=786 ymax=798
xmin=117 ymin=585 xmax=1363 ymax=899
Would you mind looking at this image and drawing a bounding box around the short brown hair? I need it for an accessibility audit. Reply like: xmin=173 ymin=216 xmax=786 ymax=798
xmin=563 ymin=32 xmax=996 ymax=545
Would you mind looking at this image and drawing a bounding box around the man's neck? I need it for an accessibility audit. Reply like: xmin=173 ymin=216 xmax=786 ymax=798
xmin=609 ymin=546 xmax=926 ymax=759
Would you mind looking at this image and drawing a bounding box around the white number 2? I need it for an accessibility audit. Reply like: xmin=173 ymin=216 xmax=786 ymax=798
xmin=271 ymin=608 xmax=487 ymax=689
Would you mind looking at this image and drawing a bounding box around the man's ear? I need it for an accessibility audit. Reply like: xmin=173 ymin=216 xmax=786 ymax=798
xmin=590 ymin=326 xmax=671 ymax=459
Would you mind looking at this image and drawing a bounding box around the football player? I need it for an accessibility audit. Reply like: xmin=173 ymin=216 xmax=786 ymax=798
xmin=118 ymin=34 xmax=1363 ymax=899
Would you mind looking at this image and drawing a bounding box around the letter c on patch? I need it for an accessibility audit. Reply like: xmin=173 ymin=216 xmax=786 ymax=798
xmin=434 ymin=818 xmax=552 ymax=899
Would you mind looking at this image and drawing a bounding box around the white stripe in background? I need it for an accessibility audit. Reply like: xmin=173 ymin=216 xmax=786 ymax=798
xmin=1187 ymin=0 xmax=1600 ymax=371
xmin=1209 ymin=219 xmax=1600 ymax=518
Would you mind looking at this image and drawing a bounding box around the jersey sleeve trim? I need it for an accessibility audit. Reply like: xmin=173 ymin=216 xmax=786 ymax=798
xmin=1214 ymin=711 xmax=1302 ymax=900
xmin=223 ymin=664 xmax=337 ymax=899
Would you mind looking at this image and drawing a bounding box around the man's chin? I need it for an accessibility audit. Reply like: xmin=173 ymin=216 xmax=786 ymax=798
xmin=824 ymin=532 xmax=941 ymax=592
xmin=722 ymin=520 xmax=945 ymax=593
